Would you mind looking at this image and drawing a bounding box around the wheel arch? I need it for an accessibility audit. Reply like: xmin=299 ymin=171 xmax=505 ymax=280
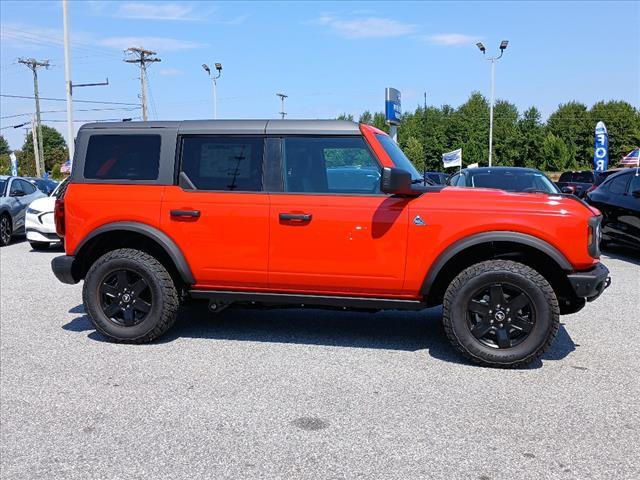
xmin=422 ymin=232 xmax=580 ymax=313
xmin=72 ymin=222 xmax=194 ymax=286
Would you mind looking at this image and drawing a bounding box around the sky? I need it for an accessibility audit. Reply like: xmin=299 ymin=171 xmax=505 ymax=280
xmin=1 ymin=0 xmax=639 ymax=150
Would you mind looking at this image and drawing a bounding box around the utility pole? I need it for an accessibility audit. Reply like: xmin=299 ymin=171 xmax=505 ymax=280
xmin=18 ymin=58 xmax=48 ymax=176
xmin=423 ymin=91 xmax=428 ymax=184
xmin=30 ymin=116 xmax=41 ymax=177
xmin=276 ymin=93 xmax=288 ymax=119
xmin=125 ymin=47 xmax=161 ymax=121
xmin=62 ymin=0 xmax=74 ymax=161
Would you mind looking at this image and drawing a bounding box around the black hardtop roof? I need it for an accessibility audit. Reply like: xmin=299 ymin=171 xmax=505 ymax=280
xmin=78 ymin=119 xmax=361 ymax=136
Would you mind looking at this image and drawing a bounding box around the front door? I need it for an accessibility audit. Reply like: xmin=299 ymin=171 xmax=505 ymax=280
xmin=268 ymin=136 xmax=410 ymax=296
xmin=161 ymin=135 xmax=270 ymax=289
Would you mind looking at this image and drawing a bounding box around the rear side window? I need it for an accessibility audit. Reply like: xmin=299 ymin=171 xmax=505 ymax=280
xmin=84 ymin=135 xmax=161 ymax=180
xmin=180 ymin=136 xmax=264 ymax=191
xmin=608 ymin=174 xmax=629 ymax=195
xmin=628 ymin=174 xmax=640 ymax=194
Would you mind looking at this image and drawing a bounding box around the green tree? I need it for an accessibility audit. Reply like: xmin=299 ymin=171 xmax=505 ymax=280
xmin=547 ymin=101 xmax=591 ymax=168
xmin=0 ymin=135 xmax=9 ymax=155
xmin=21 ymin=125 xmax=68 ymax=172
xmin=0 ymin=155 xmax=10 ymax=175
xmin=540 ymin=133 xmax=571 ymax=171
xmin=492 ymin=100 xmax=520 ymax=167
xmin=336 ymin=113 xmax=354 ymax=121
xmin=517 ymin=107 xmax=545 ymax=168
xmin=448 ymin=92 xmax=489 ymax=166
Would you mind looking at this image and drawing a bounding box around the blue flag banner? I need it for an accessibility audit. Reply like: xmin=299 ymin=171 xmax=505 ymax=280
xmin=593 ymin=121 xmax=609 ymax=172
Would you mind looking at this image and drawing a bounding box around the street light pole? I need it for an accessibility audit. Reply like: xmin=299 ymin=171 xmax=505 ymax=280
xmin=477 ymin=40 xmax=508 ymax=167
xmin=202 ymin=63 xmax=222 ymax=119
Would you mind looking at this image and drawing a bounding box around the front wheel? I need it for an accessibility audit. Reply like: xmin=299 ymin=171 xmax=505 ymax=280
xmin=83 ymin=248 xmax=180 ymax=343
xmin=0 ymin=215 xmax=12 ymax=247
xmin=442 ymin=260 xmax=559 ymax=368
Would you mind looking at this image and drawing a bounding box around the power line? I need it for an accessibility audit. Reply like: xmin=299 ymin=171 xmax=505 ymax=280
xmin=1 ymin=94 xmax=139 ymax=106
xmin=1 ymin=106 xmax=141 ymax=120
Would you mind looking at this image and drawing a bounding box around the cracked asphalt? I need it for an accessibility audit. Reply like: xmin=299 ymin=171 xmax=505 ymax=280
xmin=1 ymin=239 xmax=639 ymax=480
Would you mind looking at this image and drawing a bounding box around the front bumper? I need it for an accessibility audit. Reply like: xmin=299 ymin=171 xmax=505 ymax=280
xmin=567 ymin=263 xmax=611 ymax=302
xmin=51 ymin=255 xmax=78 ymax=284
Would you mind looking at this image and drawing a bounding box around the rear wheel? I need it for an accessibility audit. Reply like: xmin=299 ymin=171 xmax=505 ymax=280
xmin=83 ymin=248 xmax=179 ymax=343
xmin=0 ymin=215 xmax=11 ymax=246
xmin=29 ymin=241 xmax=50 ymax=251
xmin=442 ymin=260 xmax=559 ymax=368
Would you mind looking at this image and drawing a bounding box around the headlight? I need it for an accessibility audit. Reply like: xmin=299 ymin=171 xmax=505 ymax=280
xmin=27 ymin=207 xmax=42 ymax=215
xmin=587 ymin=215 xmax=602 ymax=258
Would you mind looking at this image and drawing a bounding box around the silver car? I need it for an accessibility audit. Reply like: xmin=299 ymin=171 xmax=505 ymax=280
xmin=0 ymin=175 xmax=47 ymax=247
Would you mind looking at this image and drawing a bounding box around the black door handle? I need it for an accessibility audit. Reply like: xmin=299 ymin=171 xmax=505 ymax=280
xmin=170 ymin=209 xmax=201 ymax=218
xmin=279 ymin=213 xmax=312 ymax=222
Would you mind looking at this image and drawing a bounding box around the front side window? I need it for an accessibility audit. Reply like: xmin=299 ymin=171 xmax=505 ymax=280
xmin=627 ymin=173 xmax=640 ymax=194
xmin=9 ymin=180 xmax=24 ymax=196
xmin=283 ymin=136 xmax=381 ymax=194
xmin=181 ymin=136 xmax=264 ymax=191
xmin=84 ymin=134 xmax=161 ymax=180
xmin=375 ymin=134 xmax=422 ymax=182
xmin=19 ymin=179 xmax=37 ymax=194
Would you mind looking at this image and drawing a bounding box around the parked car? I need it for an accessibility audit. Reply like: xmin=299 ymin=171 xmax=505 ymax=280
xmin=0 ymin=175 xmax=47 ymax=246
xmin=555 ymin=170 xmax=622 ymax=198
xmin=586 ymin=169 xmax=640 ymax=249
xmin=26 ymin=177 xmax=59 ymax=196
xmin=424 ymin=171 xmax=449 ymax=185
xmin=447 ymin=167 xmax=561 ymax=194
xmin=51 ymin=120 xmax=609 ymax=368
xmin=25 ymin=177 xmax=69 ymax=250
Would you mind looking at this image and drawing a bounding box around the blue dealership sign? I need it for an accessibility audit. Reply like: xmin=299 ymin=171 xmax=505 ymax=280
xmin=385 ymin=87 xmax=401 ymax=125
xmin=593 ymin=121 xmax=608 ymax=172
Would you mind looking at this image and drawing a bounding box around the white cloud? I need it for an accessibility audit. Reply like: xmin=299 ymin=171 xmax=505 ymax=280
xmin=314 ymin=15 xmax=416 ymax=39
xmin=422 ymin=33 xmax=481 ymax=46
xmin=100 ymin=36 xmax=205 ymax=51
xmin=159 ymin=68 xmax=183 ymax=76
xmin=115 ymin=2 xmax=203 ymax=21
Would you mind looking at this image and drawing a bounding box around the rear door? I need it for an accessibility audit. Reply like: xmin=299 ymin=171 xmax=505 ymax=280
xmin=268 ymin=135 xmax=410 ymax=296
xmin=161 ymin=135 xmax=270 ymax=289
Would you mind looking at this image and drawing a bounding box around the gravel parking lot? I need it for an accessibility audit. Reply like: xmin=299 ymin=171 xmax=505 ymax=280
xmin=1 ymin=239 xmax=639 ymax=480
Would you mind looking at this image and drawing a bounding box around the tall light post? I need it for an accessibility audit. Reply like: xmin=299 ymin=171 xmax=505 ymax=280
xmin=202 ymin=63 xmax=222 ymax=119
xmin=276 ymin=93 xmax=288 ymax=119
xmin=477 ymin=40 xmax=508 ymax=167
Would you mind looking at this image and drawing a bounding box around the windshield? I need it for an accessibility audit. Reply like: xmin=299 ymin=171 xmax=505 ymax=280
xmin=559 ymin=171 xmax=594 ymax=183
xmin=0 ymin=179 xmax=6 ymax=197
xmin=375 ymin=134 xmax=423 ymax=182
xmin=469 ymin=171 xmax=560 ymax=193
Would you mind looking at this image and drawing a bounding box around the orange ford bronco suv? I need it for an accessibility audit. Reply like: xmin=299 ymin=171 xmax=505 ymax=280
xmin=51 ymin=120 xmax=610 ymax=367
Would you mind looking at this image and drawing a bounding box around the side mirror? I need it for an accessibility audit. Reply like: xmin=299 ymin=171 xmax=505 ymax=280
xmin=560 ymin=186 xmax=575 ymax=194
xmin=632 ymin=189 xmax=640 ymax=198
xmin=10 ymin=190 xmax=25 ymax=197
xmin=380 ymin=167 xmax=419 ymax=196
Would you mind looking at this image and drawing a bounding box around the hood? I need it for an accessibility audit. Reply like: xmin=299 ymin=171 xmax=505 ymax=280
xmin=28 ymin=195 xmax=56 ymax=213
xmin=422 ymin=186 xmax=596 ymax=218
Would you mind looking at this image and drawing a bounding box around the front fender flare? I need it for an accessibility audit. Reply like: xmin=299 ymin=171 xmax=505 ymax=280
xmin=420 ymin=231 xmax=572 ymax=296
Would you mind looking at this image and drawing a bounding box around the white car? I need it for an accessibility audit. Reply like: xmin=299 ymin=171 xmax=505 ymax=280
xmin=25 ymin=178 xmax=68 ymax=250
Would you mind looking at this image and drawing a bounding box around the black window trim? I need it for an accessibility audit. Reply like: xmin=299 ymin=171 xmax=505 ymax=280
xmin=176 ymin=134 xmax=268 ymax=194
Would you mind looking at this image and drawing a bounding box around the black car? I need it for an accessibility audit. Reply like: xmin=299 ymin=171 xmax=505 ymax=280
xmin=423 ymin=171 xmax=449 ymax=185
xmin=586 ymin=169 xmax=640 ymax=249
xmin=26 ymin=177 xmax=59 ymax=196
xmin=447 ymin=167 xmax=561 ymax=194
xmin=556 ymin=170 xmax=622 ymax=198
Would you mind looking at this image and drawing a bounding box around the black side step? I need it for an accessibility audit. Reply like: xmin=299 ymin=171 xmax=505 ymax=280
xmin=189 ymin=290 xmax=426 ymax=311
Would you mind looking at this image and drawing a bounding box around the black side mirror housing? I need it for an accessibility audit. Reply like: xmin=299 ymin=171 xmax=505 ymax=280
xmin=632 ymin=189 xmax=640 ymax=198
xmin=380 ymin=167 xmax=419 ymax=196
xmin=560 ymin=186 xmax=575 ymax=194
xmin=10 ymin=190 xmax=25 ymax=197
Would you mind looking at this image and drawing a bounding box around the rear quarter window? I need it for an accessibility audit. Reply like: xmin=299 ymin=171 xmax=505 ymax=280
xmin=83 ymin=134 xmax=161 ymax=180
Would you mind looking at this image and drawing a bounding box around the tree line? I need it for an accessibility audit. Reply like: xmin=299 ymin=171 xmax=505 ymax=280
xmin=1 ymin=92 xmax=638 ymax=178
xmin=340 ymin=92 xmax=640 ymax=173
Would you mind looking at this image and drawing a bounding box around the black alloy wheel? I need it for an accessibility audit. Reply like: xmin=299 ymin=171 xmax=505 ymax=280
xmin=467 ymin=283 xmax=535 ymax=349
xmin=99 ymin=269 xmax=152 ymax=327
xmin=0 ymin=215 xmax=11 ymax=246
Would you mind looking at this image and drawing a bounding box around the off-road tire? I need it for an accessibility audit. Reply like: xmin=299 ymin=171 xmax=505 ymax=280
xmin=442 ymin=259 xmax=559 ymax=368
xmin=29 ymin=241 xmax=50 ymax=251
xmin=0 ymin=214 xmax=12 ymax=247
xmin=83 ymin=248 xmax=179 ymax=343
